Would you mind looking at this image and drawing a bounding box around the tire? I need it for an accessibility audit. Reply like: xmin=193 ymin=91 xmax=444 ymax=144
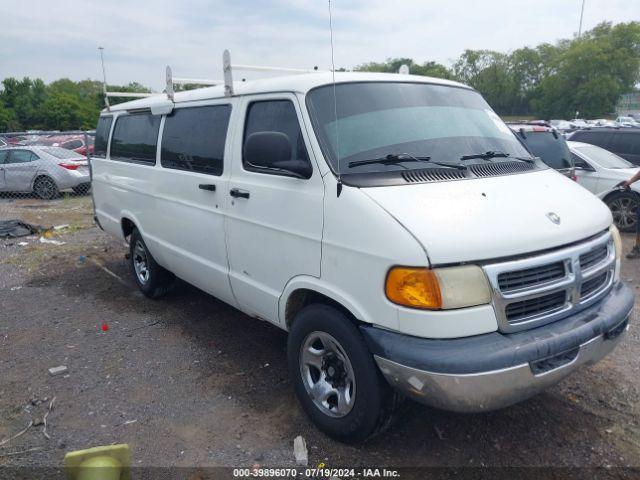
xmin=287 ymin=304 xmax=400 ymax=443
xmin=72 ymin=183 xmax=91 ymax=195
xmin=33 ymin=176 xmax=59 ymax=200
xmin=129 ymin=228 xmax=175 ymax=298
xmin=606 ymin=191 xmax=639 ymax=232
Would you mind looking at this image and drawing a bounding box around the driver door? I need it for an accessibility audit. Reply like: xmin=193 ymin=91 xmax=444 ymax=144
xmin=225 ymin=94 xmax=325 ymax=325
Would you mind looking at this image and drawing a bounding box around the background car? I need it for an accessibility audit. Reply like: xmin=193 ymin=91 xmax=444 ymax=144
xmin=508 ymin=123 xmax=575 ymax=178
xmin=39 ymin=134 xmax=95 ymax=155
xmin=0 ymin=146 xmax=90 ymax=199
xmin=569 ymin=140 xmax=640 ymax=231
xmin=569 ymin=127 xmax=640 ymax=166
xmin=616 ymin=116 xmax=640 ymax=127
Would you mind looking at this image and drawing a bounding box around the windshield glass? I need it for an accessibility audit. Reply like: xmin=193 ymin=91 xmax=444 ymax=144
xmin=41 ymin=147 xmax=85 ymax=160
xmin=518 ymin=131 xmax=572 ymax=169
xmin=306 ymin=82 xmax=530 ymax=173
xmin=575 ymin=144 xmax=635 ymax=169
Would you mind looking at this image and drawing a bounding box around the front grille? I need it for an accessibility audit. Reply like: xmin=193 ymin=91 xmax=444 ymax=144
xmin=484 ymin=231 xmax=616 ymax=333
xmin=469 ymin=161 xmax=535 ymax=178
xmin=580 ymin=245 xmax=608 ymax=270
xmin=401 ymin=168 xmax=466 ymax=183
xmin=498 ymin=261 xmax=565 ymax=292
xmin=505 ymin=291 xmax=566 ymax=322
xmin=581 ymin=272 xmax=608 ymax=299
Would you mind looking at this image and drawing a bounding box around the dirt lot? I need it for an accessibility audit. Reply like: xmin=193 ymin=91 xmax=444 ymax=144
xmin=1 ymin=196 xmax=640 ymax=475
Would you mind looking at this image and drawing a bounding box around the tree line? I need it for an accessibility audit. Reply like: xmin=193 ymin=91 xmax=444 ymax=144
xmin=1 ymin=21 xmax=638 ymax=132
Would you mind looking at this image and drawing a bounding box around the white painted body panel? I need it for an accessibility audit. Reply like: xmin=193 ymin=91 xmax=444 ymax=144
xmin=363 ymin=169 xmax=612 ymax=265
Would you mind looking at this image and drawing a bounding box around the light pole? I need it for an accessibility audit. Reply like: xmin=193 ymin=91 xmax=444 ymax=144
xmin=98 ymin=47 xmax=110 ymax=110
xmin=578 ymin=0 xmax=586 ymax=37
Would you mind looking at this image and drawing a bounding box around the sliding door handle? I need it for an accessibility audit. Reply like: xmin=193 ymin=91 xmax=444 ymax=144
xmin=230 ymin=188 xmax=250 ymax=199
xmin=198 ymin=183 xmax=216 ymax=191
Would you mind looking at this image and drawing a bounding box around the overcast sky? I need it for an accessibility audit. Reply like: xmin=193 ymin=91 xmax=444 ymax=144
xmin=0 ymin=0 xmax=636 ymax=91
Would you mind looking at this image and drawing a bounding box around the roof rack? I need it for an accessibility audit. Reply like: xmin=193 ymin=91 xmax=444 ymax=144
xmin=101 ymin=49 xmax=325 ymax=110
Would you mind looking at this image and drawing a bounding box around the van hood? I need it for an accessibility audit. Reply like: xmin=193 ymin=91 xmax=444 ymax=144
xmin=363 ymin=169 xmax=612 ymax=265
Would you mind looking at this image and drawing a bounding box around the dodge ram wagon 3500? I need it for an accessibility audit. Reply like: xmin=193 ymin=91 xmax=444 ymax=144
xmin=91 ymin=70 xmax=634 ymax=442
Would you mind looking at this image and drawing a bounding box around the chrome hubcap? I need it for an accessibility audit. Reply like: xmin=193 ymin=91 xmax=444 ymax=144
xmin=610 ymin=197 xmax=638 ymax=230
xmin=300 ymin=331 xmax=356 ymax=418
xmin=36 ymin=178 xmax=54 ymax=197
xmin=133 ymin=241 xmax=150 ymax=284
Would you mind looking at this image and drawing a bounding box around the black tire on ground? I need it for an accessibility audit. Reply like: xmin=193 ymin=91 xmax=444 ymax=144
xmin=72 ymin=183 xmax=91 ymax=195
xmin=287 ymin=304 xmax=401 ymax=443
xmin=606 ymin=191 xmax=639 ymax=233
xmin=33 ymin=176 xmax=59 ymax=200
xmin=129 ymin=228 xmax=175 ymax=298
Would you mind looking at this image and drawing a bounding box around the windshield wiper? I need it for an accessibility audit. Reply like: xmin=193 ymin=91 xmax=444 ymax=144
xmin=460 ymin=151 xmax=510 ymax=161
xmin=348 ymin=153 xmax=430 ymax=169
xmin=348 ymin=153 xmax=466 ymax=171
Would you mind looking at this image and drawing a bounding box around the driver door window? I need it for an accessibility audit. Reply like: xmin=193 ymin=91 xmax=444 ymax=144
xmin=242 ymin=100 xmax=311 ymax=177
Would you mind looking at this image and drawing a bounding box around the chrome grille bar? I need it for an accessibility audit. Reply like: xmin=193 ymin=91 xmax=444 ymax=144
xmin=483 ymin=232 xmax=616 ymax=333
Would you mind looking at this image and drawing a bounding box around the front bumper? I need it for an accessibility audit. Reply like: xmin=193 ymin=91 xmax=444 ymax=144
xmin=361 ymin=281 xmax=634 ymax=412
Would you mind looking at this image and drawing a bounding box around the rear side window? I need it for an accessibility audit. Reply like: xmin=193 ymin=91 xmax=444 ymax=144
xmin=0 ymin=150 xmax=8 ymax=163
xmin=62 ymin=139 xmax=83 ymax=149
xmin=7 ymin=150 xmax=38 ymax=163
xmin=243 ymin=100 xmax=310 ymax=172
xmin=572 ymin=131 xmax=612 ymax=149
xmin=520 ymin=132 xmax=572 ymax=169
xmin=161 ymin=105 xmax=231 ymax=176
xmin=94 ymin=116 xmax=113 ymax=158
xmin=110 ymin=113 xmax=160 ymax=164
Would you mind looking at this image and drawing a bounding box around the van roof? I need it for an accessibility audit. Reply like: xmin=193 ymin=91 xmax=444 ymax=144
xmin=105 ymin=71 xmax=470 ymax=113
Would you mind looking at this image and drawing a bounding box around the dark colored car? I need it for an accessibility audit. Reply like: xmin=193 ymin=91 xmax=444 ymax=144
xmin=508 ymin=124 xmax=575 ymax=179
xmin=569 ymin=128 xmax=640 ymax=166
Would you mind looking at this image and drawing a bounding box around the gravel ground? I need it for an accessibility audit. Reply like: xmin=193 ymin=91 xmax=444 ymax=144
xmin=1 ymin=196 xmax=639 ymax=475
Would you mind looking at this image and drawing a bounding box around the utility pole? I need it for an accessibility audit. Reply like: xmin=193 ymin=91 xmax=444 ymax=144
xmin=578 ymin=0 xmax=586 ymax=37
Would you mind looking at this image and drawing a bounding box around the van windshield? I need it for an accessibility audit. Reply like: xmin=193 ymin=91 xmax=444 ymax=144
xmin=306 ymin=82 xmax=530 ymax=174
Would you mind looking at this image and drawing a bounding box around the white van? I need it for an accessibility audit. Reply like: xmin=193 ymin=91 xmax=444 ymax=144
xmin=92 ymin=72 xmax=633 ymax=443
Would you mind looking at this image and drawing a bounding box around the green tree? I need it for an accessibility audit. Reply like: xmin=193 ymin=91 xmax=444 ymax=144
xmin=355 ymin=57 xmax=453 ymax=79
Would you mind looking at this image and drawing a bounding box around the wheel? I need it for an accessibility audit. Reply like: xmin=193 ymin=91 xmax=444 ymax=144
xmin=287 ymin=304 xmax=400 ymax=443
xmin=129 ymin=228 xmax=175 ymax=298
xmin=33 ymin=176 xmax=59 ymax=200
xmin=606 ymin=191 xmax=639 ymax=232
xmin=72 ymin=183 xmax=91 ymax=195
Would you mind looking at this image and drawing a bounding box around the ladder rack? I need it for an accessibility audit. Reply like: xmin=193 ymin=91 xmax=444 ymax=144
xmin=101 ymin=49 xmax=324 ymax=110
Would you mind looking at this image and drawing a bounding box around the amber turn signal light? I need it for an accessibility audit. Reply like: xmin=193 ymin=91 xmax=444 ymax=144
xmin=385 ymin=267 xmax=442 ymax=309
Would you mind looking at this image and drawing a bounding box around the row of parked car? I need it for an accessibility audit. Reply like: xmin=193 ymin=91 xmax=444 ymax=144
xmin=0 ymin=133 xmax=94 ymax=199
xmin=549 ymin=115 xmax=640 ymax=133
xmin=507 ymin=121 xmax=640 ymax=232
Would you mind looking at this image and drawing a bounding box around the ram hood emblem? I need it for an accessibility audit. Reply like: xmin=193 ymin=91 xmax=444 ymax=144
xmin=546 ymin=212 xmax=561 ymax=225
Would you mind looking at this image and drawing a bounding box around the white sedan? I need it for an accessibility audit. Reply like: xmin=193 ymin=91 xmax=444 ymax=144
xmin=569 ymin=141 xmax=640 ymax=231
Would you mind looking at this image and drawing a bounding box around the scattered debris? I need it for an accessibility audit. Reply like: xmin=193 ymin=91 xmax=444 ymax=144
xmin=53 ymin=224 xmax=70 ymax=231
xmin=123 ymin=419 xmax=137 ymax=426
xmin=42 ymin=396 xmax=56 ymax=440
xmin=434 ymin=425 xmax=445 ymax=440
xmin=89 ymin=257 xmax=127 ymax=285
xmin=0 ymin=420 xmax=33 ymax=447
xmin=10 ymin=286 xmax=22 ymax=291
xmin=0 ymin=446 xmax=44 ymax=458
xmin=17 ymin=242 xmax=29 ymax=246
xmin=39 ymin=237 xmax=66 ymax=246
xmin=0 ymin=219 xmax=44 ymax=238
xmin=49 ymin=366 xmax=68 ymax=376
xmin=293 ymin=436 xmax=308 ymax=466
xmin=101 ymin=323 xmax=109 ymax=332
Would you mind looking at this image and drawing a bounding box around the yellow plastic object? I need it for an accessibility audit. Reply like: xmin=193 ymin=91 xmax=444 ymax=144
xmin=64 ymin=444 xmax=130 ymax=480
xmin=385 ymin=267 xmax=442 ymax=309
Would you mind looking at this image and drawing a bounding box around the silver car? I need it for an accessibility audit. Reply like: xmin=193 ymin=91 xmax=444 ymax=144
xmin=0 ymin=146 xmax=91 ymax=199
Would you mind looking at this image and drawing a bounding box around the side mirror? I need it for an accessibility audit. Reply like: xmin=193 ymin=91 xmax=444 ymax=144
xmin=244 ymin=132 xmax=312 ymax=179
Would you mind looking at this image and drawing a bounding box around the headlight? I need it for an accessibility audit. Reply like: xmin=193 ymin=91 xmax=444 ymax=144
xmin=610 ymin=224 xmax=622 ymax=281
xmin=385 ymin=265 xmax=492 ymax=310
